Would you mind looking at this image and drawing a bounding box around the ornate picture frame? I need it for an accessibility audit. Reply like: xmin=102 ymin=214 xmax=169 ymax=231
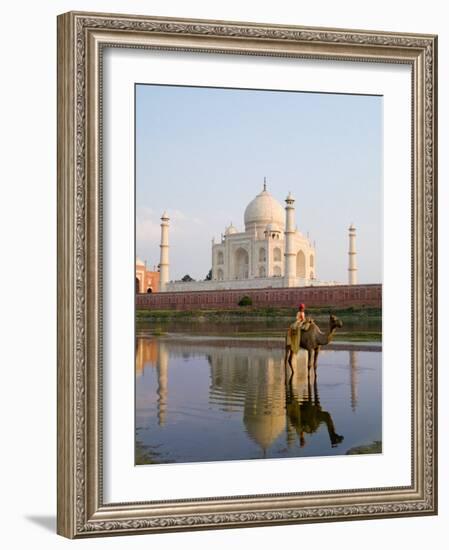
xmin=57 ymin=11 xmax=437 ymax=538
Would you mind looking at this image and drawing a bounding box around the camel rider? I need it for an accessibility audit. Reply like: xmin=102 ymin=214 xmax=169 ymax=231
xmin=287 ymin=303 xmax=308 ymax=354
xmin=296 ymin=303 xmax=306 ymax=325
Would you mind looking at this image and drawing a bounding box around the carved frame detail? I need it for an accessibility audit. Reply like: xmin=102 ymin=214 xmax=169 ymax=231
xmin=57 ymin=11 xmax=437 ymax=538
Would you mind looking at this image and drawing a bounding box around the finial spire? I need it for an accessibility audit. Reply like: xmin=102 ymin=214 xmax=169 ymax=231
xmin=263 ymin=176 xmax=267 ymax=191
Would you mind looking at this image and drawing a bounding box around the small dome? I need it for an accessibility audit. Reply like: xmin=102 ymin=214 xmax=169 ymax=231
xmin=225 ymin=222 xmax=238 ymax=235
xmin=136 ymin=257 xmax=145 ymax=267
xmin=244 ymin=187 xmax=285 ymax=231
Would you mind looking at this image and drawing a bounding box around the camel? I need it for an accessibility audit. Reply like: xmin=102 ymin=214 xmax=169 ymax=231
xmin=284 ymin=314 xmax=343 ymax=373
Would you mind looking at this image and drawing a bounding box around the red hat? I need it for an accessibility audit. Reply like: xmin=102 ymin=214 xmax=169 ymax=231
xmin=299 ymin=303 xmax=305 ymax=310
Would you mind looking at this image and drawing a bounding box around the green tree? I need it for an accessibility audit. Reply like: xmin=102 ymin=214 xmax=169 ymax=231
xmin=238 ymin=295 xmax=253 ymax=307
xmin=205 ymin=269 xmax=212 ymax=281
xmin=181 ymin=274 xmax=195 ymax=282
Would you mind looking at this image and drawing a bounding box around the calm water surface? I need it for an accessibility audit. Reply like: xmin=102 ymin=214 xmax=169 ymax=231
xmin=136 ymin=324 xmax=381 ymax=464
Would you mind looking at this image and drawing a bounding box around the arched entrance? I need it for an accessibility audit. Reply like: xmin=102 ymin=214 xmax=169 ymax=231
xmin=135 ymin=277 xmax=140 ymax=293
xmin=296 ymin=250 xmax=306 ymax=278
xmin=146 ymin=287 xmax=153 ymax=293
xmin=234 ymin=248 xmax=249 ymax=279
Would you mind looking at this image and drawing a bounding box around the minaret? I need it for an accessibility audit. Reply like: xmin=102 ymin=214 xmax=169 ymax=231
xmin=284 ymin=192 xmax=296 ymax=287
xmin=159 ymin=211 xmax=170 ymax=292
xmin=348 ymin=224 xmax=357 ymax=285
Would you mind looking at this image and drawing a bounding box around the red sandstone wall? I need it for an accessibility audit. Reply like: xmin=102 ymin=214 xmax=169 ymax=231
xmin=144 ymin=270 xmax=160 ymax=293
xmin=136 ymin=266 xmax=160 ymax=293
xmin=136 ymin=284 xmax=382 ymax=310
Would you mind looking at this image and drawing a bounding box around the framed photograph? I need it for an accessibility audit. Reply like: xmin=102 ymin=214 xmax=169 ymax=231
xmin=57 ymin=11 xmax=438 ymax=538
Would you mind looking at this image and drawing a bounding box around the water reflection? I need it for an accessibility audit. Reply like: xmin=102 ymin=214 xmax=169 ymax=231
xmin=349 ymin=350 xmax=358 ymax=412
xmin=208 ymin=349 xmax=287 ymax=456
xmin=135 ymin=338 xmax=168 ymax=425
xmin=285 ymin=371 xmax=344 ymax=449
xmin=135 ymin=335 xmax=381 ymax=464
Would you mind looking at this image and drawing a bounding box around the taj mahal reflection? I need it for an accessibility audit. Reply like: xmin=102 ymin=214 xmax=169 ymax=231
xmin=208 ymin=348 xmax=288 ymax=457
xmin=135 ymin=336 xmax=365 ymax=461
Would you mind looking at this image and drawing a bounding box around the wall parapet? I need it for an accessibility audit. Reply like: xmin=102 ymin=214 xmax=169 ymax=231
xmin=136 ymin=283 xmax=382 ymax=310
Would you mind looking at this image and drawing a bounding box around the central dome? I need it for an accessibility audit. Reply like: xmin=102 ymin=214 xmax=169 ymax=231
xmin=244 ymin=187 xmax=285 ymax=231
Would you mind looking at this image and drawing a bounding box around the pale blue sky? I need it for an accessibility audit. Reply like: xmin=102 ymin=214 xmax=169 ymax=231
xmin=136 ymin=84 xmax=382 ymax=283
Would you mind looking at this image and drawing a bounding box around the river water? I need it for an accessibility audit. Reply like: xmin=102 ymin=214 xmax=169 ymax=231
xmin=135 ymin=321 xmax=382 ymax=465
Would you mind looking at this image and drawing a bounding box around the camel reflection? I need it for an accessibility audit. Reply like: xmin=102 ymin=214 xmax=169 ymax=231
xmin=285 ymin=353 xmax=344 ymax=449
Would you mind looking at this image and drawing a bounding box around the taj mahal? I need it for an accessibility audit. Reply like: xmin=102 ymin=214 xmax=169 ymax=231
xmin=147 ymin=181 xmax=358 ymax=293
xmin=211 ymin=183 xmax=316 ymax=285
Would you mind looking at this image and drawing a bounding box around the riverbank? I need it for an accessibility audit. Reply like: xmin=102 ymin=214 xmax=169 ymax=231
xmin=136 ymin=305 xmax=381 ymax=323
xmin=346 ymin=441 xmax=382 ymax=455
xmin=136 ymin=306 xmax=382 ymax=342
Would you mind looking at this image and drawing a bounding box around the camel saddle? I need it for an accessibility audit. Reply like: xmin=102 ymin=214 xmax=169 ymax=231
xmin=289 ymin=318 xmax=312 ymax=335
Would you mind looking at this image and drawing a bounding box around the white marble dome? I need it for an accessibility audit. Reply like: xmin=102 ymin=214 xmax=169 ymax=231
xmin=244 ymin=188 xmax=285 ymax=231
xmin=136 ymin=257 xmax=145 ymax=267
xmin=225 ymin=222 xmax=238 ymax=235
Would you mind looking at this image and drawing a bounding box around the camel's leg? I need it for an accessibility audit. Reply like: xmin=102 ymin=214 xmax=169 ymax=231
xmin=287 ymin=349 xmax=294 ymax=372
xmin=307 ymin=349 xmax=315 ymax=371
xmin=284 ymin=334 xmax=293 ymax=372
xmin=284 ymin=343 xmax=294 ymax=372
xmin=314 ymin=347 xmax=320 ymax=370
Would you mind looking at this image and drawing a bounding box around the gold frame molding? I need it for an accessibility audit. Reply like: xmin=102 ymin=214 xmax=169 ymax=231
xmin=57 ymin=11 xmax=438 ymax=538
